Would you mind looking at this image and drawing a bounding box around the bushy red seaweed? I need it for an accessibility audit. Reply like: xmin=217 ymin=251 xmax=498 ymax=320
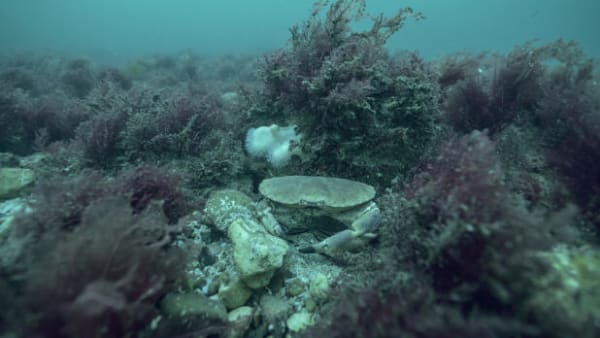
xmin=24 ymin=197 xmax=182 ymax=338
xmin=406 ymin=131 xmax=506 ymax=225
xmin=113 ymin=165 xmax=190 ymax=223
xmin=306 ymin=284 xmax=535 ymax=338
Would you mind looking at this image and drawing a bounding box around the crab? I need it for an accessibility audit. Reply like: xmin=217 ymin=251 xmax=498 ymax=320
xmin=258 ymin=176 xmax=381 ymax=256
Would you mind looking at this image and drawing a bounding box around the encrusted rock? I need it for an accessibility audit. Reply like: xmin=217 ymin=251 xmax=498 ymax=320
xmin=0 ymin=168 xmax=35 ymax=200
xmin=204 ymin=189 xmax=255 ymax=232
xmin=258 ymin=294 xmax=289 ymax=335
xmin=218 ymin=276 xmax=253 ymax=310
xmin=159 ymin=292 xmax=227 ymax=332
xmin=0 ymin=198 xmax=28 ymax=239
xmin=228 ymin=218 xmax=289 ymax=289
xmin=304 ymin=297 xmax=317 ymax=312
xmin=285 ymin=277 xmax=306 ymax=297
xmin=287 ymin=311 xmax=313 ymax=332
xmin=309 ymin=272 xmax=330 ymax=301
xmin=260 ymin=294 xmax=289 ymax=322
xmin=228 ymin=306 xmax=254 ymax=338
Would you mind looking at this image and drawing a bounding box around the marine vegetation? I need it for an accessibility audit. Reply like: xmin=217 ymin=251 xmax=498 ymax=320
xmin=250 ymin=0 xmax=438 ymax=186
xmin=0 ymin=0 xmax=599 ymax=337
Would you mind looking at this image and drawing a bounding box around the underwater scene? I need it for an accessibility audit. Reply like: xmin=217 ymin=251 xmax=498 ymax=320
xmin=0 ymin=0 xmax=599 ymax=337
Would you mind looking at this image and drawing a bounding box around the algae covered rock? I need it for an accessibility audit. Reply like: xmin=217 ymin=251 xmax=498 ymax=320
xmin=204 ymin=189 xmax=289 ymax=289
xmin=260 ymin=294 xmax=290 ymax=334
xmin=526 ymin=245 xmax=600 ymax=336
xmin=228 ymin=306 xmax=254 ymax=338
xmin=204 ymin=189 xmax=255 ymax=232
xmin=309 ymin=272 xmax=330 ymax=301
xmin=285 ymin=277 xmax=306 ymax=297
xmin=287 ymin=311 xmax=313 ymax=332
xmin=0 ymin=198 xmax=28 ymax=239
xmin=218 ymin=276 xmax=253 ymax=310
xmin=260 ymin=294 xmax=289 ymax=322
xmin=228 ymin=218 xmax=289 ymax=289
xmin=0 ymin=168 xmax=35 ymax=200
xmin=159 ymin=292 xmax=228 ymax=334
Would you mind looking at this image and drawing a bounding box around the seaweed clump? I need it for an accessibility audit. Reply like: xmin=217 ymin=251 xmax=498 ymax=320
xmin=440 ymin=45 xmax=544 ymax=134
xmin=0 ymin=167 xmax=191 ymax=337
xmin=440 ymin=40 xmax=600 ymax=230
xmin=314 ymin=130 xmax=591 ymax=337
xmin=253 ymin=0 xmax=438 ymax=184
xmin=24 ymin=197 xmax=182 ymax=338
xmin=305 ymin=285 xmax=535 ymax=338
xmin=73 ymin=86 xmax=227 ymax=168
xmin=533 ymin=41 xmax=600 ymax=228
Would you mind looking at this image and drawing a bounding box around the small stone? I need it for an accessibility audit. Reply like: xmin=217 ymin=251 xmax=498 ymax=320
xmin=218 ymin=277 xmax=253 ymax=310
xmin=285 ymin=277 xmax=305 ymax=297
xmin=304 ymin=297 xmax=317 ymax=312
xmin=205 ymin=277 xmax=220 ymax=297
xmin=0 ymin=198 xmax=28 ymax=239
xmin=228 ymin=306 xmax=254 ymax=338
xmin=0 ymin=168 xmax=35 ymax=200
xmin=260 ymin=294 xmax=289 ymax=322
xmin=228 ymin=306 xmax=254 ymax=322
xmin=309 ymin=272 xmax=330 ymax=301
xmin=260 ymin=294 xmax=289 ymax=335
xmin=286 ymin=311 xmax=313 ymax=332
xmin=160 ymin=292 xmax=227 ymax=328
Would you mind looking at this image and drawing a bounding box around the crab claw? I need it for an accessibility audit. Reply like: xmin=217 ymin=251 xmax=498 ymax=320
xmin=351 ymin=203 xmax=381 ymax=235
xmin=300 ymin=229 xmax=357 ymax=255
xmin=300 ymin=203 xmax=381 ymax=255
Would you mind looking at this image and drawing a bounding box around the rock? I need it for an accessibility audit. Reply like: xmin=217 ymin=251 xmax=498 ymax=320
xmin=159 ymin=292 xmax=227 ymax=333
xmin=0 ymin=168 xmax=35 ymax=200
xmin=0 ymin=198 xmax=28 ymax=239
xmin=526 ymin=245 xmax=600 ymax=335
xmin=285 ymin=277 xmax=306 ymax=297
xmin=0 ymin=153 xmax=19 ymax=167
xmin=0 ymin=198 xmax=30 ymax=269
xmin=309 ymin=272 xmax=330 ymax=301
xmin=19 ymin=153 xmax=46 ymax=168
xmin=304 ymin=297 xmax=317 ymax=313
xmin=228 ymin=306 xmax=254 ymax=338
xmin=259 ymin=294 xmax=289 ymax=336
xmin=205 ymin=276 xmax=220 ymax=297
xmin=161 ymin=292 xmax=227 ymax=321
xmin=218 ymin=276 xmax=253 ymax=310
xmin=287 ymin=311 xmax=313 ymax=332
xmin=204 ymin=189 xmax=255 ymax=232
xmin=204 ymin=189 xmax=289 ymax=289
xmin=228 ymin=305 xmax=254 ymax=322
xmin=228 ymin=218 xmax=289 ymax=289
xmin=260 ymin=294 xmax=289 ymax=322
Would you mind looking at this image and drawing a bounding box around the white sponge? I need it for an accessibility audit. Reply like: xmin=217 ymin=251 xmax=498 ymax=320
xmin=245 ymin=124 xmax=301 ymax=167
xmin=245 ymin=125 xmax=277 ymax=157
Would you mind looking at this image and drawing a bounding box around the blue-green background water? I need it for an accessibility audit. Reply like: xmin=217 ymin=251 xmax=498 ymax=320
xmin=1 ymin=0 xmax=598 ymax=63
xmin=1 ymin=1 xmax=600 ymax=337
